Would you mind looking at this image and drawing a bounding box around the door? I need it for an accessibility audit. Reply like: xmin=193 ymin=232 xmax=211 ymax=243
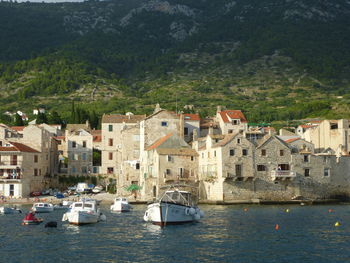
xmin=235 ymin=165 xmax=242 ymax=177
xmin=9 ymin=184 xmax=14 ymax=196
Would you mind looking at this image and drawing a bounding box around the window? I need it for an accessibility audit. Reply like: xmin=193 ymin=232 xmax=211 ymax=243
xmin=161 ymin=121 xmax=168 ymax=127
xmin=34 ymin=168 xmax=38 ymax=176
xmin=108 ymin=124 xmax=113 ymax=132
xmin=230 ymin=149 xmax=235 ymax=156
xmin=191 ymin=156 xmax=194 ymax=161
xmin=208 ymin=152 xmax=210 ymax=158
xmin=83 ymin=141 xmax=87 ymax=148
xmin=82 ymin=153 xmax=87 ymax=161
xmin=214 ymin=151 xmax=216 ymax=157
xmin=81 ymin=166 xmax=87 ymax=173
xmin=304 ymin=168 xmax=310 ymax=177
xmin=107 ymin=167 xmax=114 ymax=174
xmin=166 ymin=169 xmax=171 ymax=175
xmin=179 ymin=168 xmax=184 ymax=178
xmin=242 ymin=149 xmax=248 ymax=156
xmin=34 ymin=155 xmax=38 ymax=163
xmin=167 ymin=155 xmax=172 ymax=162
xmin=237 ymin=139 xmax=241 ymax=144
xmin=202 ymin=153 xmax=204 ymax=158
xmin=324 ymin=168 xmax=330 ymax=177
xmin=184 ymin=127 xmax=189 ymax=135
xmin=136 ymin=163 xmax=140 ymax=170
xmin=261 ymin=149 xmax=266 ymax=156
xmin=74 ymin=154 xmax=79 ymax=161
xmin=257 ymin=165 xmax=266 ymax=171
xmin=228 ymin=129 xmax=233 ymax=134
xmin=72 ymin=141 xmax=76 ymax=148
xmin=233 ymin=120 xmax=238 ymax=125
xmin=109 ymin=138 xmax=113 ymax=146
xmin=280 ymin=150 xmax=284 ymax=156
xmin=11 ymin=155 xmax=17 ymax=165
xmin=304 ymin=155 xmax=309 ymax=162
xmin=109 ymin=152 xmax=113 ymax=160
xmin=71 ymin=167 xmax=76 ymax=173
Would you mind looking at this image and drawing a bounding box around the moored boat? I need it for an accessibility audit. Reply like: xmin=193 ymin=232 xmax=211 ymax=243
xmin=62 ymin=200 xmax=106 ymax=225
xmin=110 ymin=197 xmax=132 ymax=212
xmin=22 ymin=212 xmax=43 ymax=225
xmin=32 ymin=203 xmax=54 ymax=213
xmin=0 ymin=206 xmax=22 ymax=214
xmin=143 ymin=186 xmax=204 ymax=226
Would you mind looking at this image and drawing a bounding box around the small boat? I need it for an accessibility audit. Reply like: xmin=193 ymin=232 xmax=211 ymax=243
xmin=110 ymin=197 xmax=132 ymax=212
xmin=92 ymin=185 xmax=104 ymax=194
xmin=0 ymin=206 xmax=22 ymax=214
xmin=32 ymin=203 xmax=54 ymax=213
xmin=22 ymin=212 xmax=43 ymax=225
xmin=53 ymin=203 xmax=69 ymax=210
xmin=143 ymin=186 xmax=204 ymax=226
xmin=62 ymin=200 xmax=106 ymax=225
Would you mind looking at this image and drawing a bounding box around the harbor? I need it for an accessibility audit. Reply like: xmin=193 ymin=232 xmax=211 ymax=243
xmin=1 ymin=204 xmax=350 ymax=262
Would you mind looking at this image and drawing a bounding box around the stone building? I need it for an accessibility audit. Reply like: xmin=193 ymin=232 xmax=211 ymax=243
xmin=183 ymin=113 xmax=201 ymax=143
xmin=140 ymin=133 xmax=198 ymax=200
xmin=297 ymin=119 xmax=350 ymax=154
xmin=0 ymin=141 xmax=45 ymax=197
xmin=215 ymin=107 xmax=248 ymax=135
xmin=65 ymin=124 xmax=93 ymax=175
xmin=101 ymin=113 xmax=145 ymax=176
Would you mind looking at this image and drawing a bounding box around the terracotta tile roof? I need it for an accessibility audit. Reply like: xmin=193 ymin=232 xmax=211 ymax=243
xmin=102 ymin=114 xmax=146 ymax=123
xmin=93 ymin=135 xmax=102 ymax=143
xmin=146 ymin=133 xmax=173 ymax=151
xmin=219 ymin=110 xmax=247 ymax=123
xmin=0 ymin=142 xmax=39 ymax=153
xmin=91 ymin=130 xmax=101 ymax=135
xmin=156 ymin=148 xmax=198 ymax=156
xmin=11 ymin=126 xmax=25 ymax=132
xmin=184 ymin=114 xmax=200 ymax=121
xmin=285 ymin=138 xmax=300 ymax=143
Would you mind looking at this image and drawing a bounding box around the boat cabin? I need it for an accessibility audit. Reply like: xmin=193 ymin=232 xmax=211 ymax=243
xmin=160 ymin=190 xmax=194 ymax=206
xmin=71 ymin=201 xmax=97 ymax=212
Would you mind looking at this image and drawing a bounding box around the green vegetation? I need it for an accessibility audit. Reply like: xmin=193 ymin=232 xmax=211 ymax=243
xmin=0 ymin=0 xmax=349 ymax=124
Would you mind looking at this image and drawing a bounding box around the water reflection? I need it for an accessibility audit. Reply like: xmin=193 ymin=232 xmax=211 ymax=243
xmin=144 ymin=223 xmax=163 ymax=236
xmin=63 ymin=224 xmax=81 ymax=234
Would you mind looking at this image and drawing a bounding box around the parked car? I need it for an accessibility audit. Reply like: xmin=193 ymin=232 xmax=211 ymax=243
xmin=30 ymin=191 xmax=41 ymax=197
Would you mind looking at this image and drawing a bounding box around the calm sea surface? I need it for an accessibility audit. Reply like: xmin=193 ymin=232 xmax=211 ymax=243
xmin=1 ymin=204 xmax=350 ymax=263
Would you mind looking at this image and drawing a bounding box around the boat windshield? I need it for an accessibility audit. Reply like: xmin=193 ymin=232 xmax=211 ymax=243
xmin=161 ymin=191 xmax=193 ymax=206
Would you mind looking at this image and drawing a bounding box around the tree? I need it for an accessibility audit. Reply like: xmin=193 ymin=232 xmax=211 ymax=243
xmin=36 ymin=112 xmax=48 ymax=124
xmin=14 ymin=113 xmax=24 ymax=126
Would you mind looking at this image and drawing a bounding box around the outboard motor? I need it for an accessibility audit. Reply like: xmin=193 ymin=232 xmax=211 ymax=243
xmin=45 ymin=221 xmax=57 ymax=228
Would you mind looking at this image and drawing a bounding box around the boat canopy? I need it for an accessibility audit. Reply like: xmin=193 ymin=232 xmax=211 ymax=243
xmin=161 ymin=191 xmax=193 ymax=206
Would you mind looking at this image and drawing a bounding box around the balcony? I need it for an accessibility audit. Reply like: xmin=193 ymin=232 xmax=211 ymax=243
xmin=0 ymin=161 xmax=23 ymax=169
xmin=200 ymin=171 xmax=218 ymax=183
xmin=271 ymin=170 xmax=296 ymax=181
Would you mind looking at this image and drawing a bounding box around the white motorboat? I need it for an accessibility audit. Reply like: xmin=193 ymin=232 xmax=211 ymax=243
xmin=110 ymin=197 xmax=132 ymax=212
xmin=143 ymin=187 xmax=204 ymax=226
xmin=92 ymin=185 xmax=104 ymax=194
xmin=62 ymin=200 xmax=106 ymax=225
xmin=32 ymin=203 xmax=54 ymax=213
xmin=0 ymin=206 xmax=22 ymax=214
xmin=79 ymin=197 xmax=102 ymax=205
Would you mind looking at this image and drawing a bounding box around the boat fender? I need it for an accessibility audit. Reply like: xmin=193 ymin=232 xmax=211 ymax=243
xmin=194 ymin=213 xmax=201 ymax=221
xmin=185 ymin=208 xmax=189 ymax=215
xmin=189 ymin=208 xmax=196 ymax=216
xmin=100 ymin=214 xmax=107 ymax=221
xmin=45 ymin=221 xmax=57 ymax=228
xmin=199 ymin=210 xmax=204 ymax=218
xmin=62 ymin=213 xmax=68 ymax=221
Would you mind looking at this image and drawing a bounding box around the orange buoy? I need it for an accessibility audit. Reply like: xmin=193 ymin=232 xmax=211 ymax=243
xmin=243 ymin=208 xmax=248 ymax=212
xmin=328 ymin=209 xmax=334 ymax=213
xmin=275 ymin=224 xmax=279 ymax=230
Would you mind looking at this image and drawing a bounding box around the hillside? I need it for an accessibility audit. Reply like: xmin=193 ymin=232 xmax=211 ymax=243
xmin=0 ymin=0 xmax=349 ymax=124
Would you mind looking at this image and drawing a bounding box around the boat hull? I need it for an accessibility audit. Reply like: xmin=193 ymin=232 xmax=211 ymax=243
xmin=22 ymin=219 xmax=43 ymax=225
xmin=110 ymin=202 xmax=131 ymax=212
xmin=63 ymin=211 xmax=100 ymax=225
xmin=144 ymin=202 xmax=202 ymax=225
xmin=33 ymin=207 xmax=54 ymax=213
xmin=0 ymin=207 xmax=22 ymax=214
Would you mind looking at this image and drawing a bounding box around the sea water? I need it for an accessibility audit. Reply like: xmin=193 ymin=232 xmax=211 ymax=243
xmin=1 ymin=204 xmax=350 ymax=263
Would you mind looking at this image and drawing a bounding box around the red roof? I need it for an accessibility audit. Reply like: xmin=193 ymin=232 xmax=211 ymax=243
xmin=0 ymin=142 xmax=39 ymax=153
xmin=285 ymin=138 xmax=300 ymax=143
xmin=146 ymin=133 xmax=173 ymax=151
xmin=11 ymin=126 xmax=25 ymax=132
xmin=184 ymin=114 xmax=200 ymax=121
xmin=219 ymin=110 xmax=247 ymax=123
xmin=300 ymin=125 xmax=317 ymax=129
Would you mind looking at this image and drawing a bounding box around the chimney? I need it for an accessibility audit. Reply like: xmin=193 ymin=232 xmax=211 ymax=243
xmin=193 ymin=129 xmax=198 ymax=141
xmin=216 ymin=105 xmax=222 ymax=113
xmin=154 ymin=103 xmax=161 ymax=114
